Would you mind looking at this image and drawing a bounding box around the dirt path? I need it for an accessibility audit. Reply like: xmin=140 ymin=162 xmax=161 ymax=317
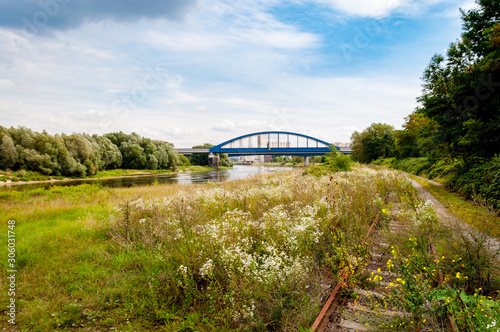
xmin=410 ymin=178 xmax=459 ymax=226
xmin=410 ymin=178 xmax=500 ymax=263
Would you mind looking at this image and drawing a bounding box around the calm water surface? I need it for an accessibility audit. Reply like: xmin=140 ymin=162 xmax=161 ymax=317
xmin=0 ymin=165 xmax=296 ymax=192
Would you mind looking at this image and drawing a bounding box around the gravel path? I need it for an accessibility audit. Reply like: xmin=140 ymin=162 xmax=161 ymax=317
xmin=410 ymin=178 xmax=460 ymax=226
xmin=409 ymin=177 xmax=500 ymax=264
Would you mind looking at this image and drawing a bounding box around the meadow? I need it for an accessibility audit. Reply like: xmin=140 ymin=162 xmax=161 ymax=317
xmin=1 ymin=166 xmax=499 ymax=331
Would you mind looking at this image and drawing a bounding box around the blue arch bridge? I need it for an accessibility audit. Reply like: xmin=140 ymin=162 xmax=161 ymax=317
xmin=175 ymin=131 xmax=351 ymax=168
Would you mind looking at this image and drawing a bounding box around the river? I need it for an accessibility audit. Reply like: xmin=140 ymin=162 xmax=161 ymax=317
xmin=0 ymin=165 xmax=297 ymax=192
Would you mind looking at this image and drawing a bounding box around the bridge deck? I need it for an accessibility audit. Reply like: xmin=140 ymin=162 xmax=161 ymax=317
xmin=176 ymin=147 xmax=351 ymax=156
xmin=175 ymin=148 xmax=210 ymax=156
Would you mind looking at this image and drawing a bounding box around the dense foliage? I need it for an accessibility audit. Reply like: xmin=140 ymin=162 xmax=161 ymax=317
xmin=0 ymin=127 xmax=179 ymax=176
xmin=351 ymin=123 xmax=396 ymax=163
xmin=416 ymin=0 xmax=500 ymax=160
xmin=189 ymin=143 xmax=233 ymax=167
xmin=306 ymin=147 xmax=353 ymax=176
xmin=352 ymin=0 xmax=500 ymax=210
xmin=353 ymin=0 xmax=499 ymax=162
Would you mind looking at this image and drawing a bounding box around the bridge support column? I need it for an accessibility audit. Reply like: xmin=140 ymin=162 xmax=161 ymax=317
xmin=304 ymin=157 xmax=309 ymax=167
xmin=208 ymin=153 xmax=220 ymax=169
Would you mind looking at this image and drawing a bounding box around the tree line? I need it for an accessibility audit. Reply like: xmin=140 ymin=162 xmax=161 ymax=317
xmin=352 ymin=0 xmax=499 ymax=164
xmin=351 ymin=0 xmax=500 ymax=210
xmin=0 ymin=127 xmax=180 ymax=176
xmin=188 ymin=143 xmax=233 ymax=167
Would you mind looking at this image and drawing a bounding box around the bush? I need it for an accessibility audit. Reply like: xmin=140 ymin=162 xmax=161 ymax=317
xmin=448 ymin=157 xmax=500 ymax=211
xmin=373 ymin=156 xmax=500 ymax=211
xmin=332 ymin=153 xmax=353 ymax=172
xmin=373 ymin=157 xmax=461 ymax=181
xmin=178 ymin=154 xmax=191 ymax=166
xmin=305 ymin=151 xmax=352 ymax=176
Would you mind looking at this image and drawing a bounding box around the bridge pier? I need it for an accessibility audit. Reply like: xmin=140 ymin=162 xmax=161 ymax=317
xmin=304 ymin=157 xmax=309 ymax=167
xmin=208 ymin=153 xmax=220 ymax=169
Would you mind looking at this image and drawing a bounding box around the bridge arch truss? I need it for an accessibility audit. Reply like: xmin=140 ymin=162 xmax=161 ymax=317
xmin=209 ymin=131 xmax=339 ymax=156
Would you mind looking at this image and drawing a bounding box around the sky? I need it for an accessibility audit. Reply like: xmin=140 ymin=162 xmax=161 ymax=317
xmin=0 ymin=0 xmax=478 ymax=147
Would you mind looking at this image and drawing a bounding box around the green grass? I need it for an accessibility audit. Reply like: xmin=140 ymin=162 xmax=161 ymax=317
xmin=177 ymin=165 xmax=230 ymax=172
xmin=0 ymin=170 xmax=65 ymax=182
xmin=410 ymin=175 xmax=500 ymax=239
xmin=89 ymin=169 xmax=175 ymax=178
xmin=373 ymin=172 xmax=500 ymax=331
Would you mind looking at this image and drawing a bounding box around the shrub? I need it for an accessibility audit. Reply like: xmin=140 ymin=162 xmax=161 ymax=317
xmin=448 ymin=157 xmax=500 ymax=211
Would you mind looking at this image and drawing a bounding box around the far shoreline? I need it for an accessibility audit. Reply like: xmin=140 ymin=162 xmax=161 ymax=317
xmin=0 ymin=166 xmax=232 ymax=187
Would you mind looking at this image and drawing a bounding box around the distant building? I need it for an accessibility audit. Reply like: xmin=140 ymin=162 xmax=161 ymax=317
xmin=334 ymin=142 xmax=351 ymax=148
xmin=240 ymin=155 xmax=265 ymax=163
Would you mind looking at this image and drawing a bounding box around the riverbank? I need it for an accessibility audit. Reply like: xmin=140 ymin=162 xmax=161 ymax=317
xmin=251 ymin=162 xmax=301 ymax=167
xmin=0 ymin=166 xmax=231 ymax=187
xmin=251 ymin=162 xmax=324 ymax=167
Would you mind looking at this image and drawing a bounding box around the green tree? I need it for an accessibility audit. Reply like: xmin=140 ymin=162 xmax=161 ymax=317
xmin=325 ymin=147 xmax=352 ymax=172
xmin=21 ymin=148 xmax=54 ymax=174
xmin=351 ymin=123 xmax=395 ymax=163
xmin=147 ymin=154 xmax=158 ymax=170
xmin=272 ymin=155 xmax=283 ymax=163
xmin=121 ymin=142 xmax=147 ymax=169
xmin=0 ymin=127 xmax=178 ymax=174
xmin=63 ymin=133 xmax=94 ymax=163
xmin=178 ymin=154 xmax=191 ymax=166
xmin=395 ymin=113 xmax=440 ymax=158
xmin=92 ymin=135 xmax=122 ymax=170
xmin=166 ymin=146 xmax=179 ymax=169
xmin=189 ymin=143 xmax=212 ymax=166
xmin=417 ymin=0 xmax=500 ymax=160
xmin=0 ymin=135 xmax=18 ymax=169
xmin=83 ymin=159 xmax=97 ymax=175
xmin=188 ymin=143 xmax=233 ymax=167
xmin=105 ymin=132 xmax=178 ymax=170
xmin=52 ymin=134 xmax=79 ymax=176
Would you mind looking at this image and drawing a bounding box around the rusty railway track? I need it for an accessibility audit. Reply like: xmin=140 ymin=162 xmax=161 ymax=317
xmin=311 ymin=216 xmax=380 ymax=332
xmin=310 ymin=208 xmax=459 ymax=332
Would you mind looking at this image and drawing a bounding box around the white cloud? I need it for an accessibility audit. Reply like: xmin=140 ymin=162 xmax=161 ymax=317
xmin=459 ymin=0 xmax=479 ymax=12
xmin=146 ymin=31 xmax=228 ymax=51
xmin=194 ymin=105 xmax=206 ymax=111
xmin=212 ymin=119 xmax=236 ymax=132
xmin=316 ymin=0 xmax=458 ymax=17
xmin=0 ymin=79 xmax=14 ymax=87
xmin=236 ymin=29 xmax=320 ymax=49
xmin=321 ymin=0 xmax=405 ymax=17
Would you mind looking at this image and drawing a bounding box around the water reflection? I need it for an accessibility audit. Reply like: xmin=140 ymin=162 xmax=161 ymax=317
xmin=0 ymin=165 xmax=296 ymax=192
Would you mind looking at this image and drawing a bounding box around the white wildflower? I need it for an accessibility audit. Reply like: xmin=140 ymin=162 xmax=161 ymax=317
xmin=200 ymin=259 xmax=214 ymax=278
xmin=178 ymin=265 xmax=188 ymax=275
